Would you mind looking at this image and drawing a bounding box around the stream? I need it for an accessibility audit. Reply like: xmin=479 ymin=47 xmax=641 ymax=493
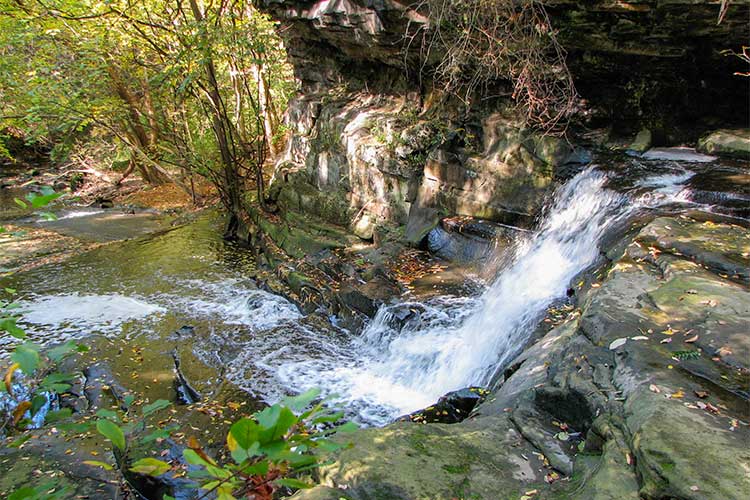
xmin=2 ymin=154 xmax=747 ymax=426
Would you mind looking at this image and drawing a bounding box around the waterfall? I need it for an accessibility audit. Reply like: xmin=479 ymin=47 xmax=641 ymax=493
xmin=274 ymin=166 xmax=695 ymax=424
xmin=345 ymin=169 xmax=629 ymax=407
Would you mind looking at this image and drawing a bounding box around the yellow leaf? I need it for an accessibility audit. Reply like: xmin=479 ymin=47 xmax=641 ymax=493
xmin=12 ymin=400 xmax=31 ymax=425
xmin=226 ymin=430 xmax=238 ymax=452
xmin=4 ymin=362 xmax=20 ymax=396
xmin=671 ymin=390 xmax=685 ymax=399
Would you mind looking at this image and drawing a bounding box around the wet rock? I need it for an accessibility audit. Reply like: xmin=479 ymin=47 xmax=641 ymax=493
xmin=404 ymin=203 xmax=440 ymax=246
xmin=83 ymin=362 xmax=130 ymax=411
xmin=335 ymin=275 xmax=399 ymax=319
xmin=172 ymin=350 xmax=201 ymax=405
xmin=399 ymin=387 xmax=489 ymax=424
xmin=307 ymin=214 xmax=750 ymax=499
xmin=697 ymin=129 xmax=750 ymax=159
xmin=687 ymin=166 xmax=750 ymax=219
xmin=427 ymin=216 xmax=524 ymax=264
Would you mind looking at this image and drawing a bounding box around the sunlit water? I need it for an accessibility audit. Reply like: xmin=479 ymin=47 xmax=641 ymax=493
xmin=1 ymin=162 xmax=726 ymax=426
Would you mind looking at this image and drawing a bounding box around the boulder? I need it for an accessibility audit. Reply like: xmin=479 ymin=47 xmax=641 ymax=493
xmin=697 ymin=129 xmax=750 ymax=159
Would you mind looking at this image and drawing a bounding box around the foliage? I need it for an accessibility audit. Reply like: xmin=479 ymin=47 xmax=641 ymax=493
xmin=408 ymin=0 xmax=577 ymax=129
xmin=169 ymin=388 xmax=356 ymax=499
xmin=0 ymin=190 xmax=88 ymax=438
xmin=0 ymin=0 xmax=295 ymax=223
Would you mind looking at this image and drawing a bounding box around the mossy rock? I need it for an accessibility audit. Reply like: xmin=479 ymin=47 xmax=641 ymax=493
xmin=697 ymin=129 xmax=750 ymax=159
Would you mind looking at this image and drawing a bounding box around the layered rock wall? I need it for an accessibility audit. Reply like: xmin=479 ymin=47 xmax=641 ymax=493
xmin=260 ymin=0 xmax=748 ymax=242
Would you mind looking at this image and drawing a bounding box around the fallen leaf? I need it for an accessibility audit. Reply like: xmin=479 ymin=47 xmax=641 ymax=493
xmin=684 ymin=335 xmax=699 ymax=343
xmin=631 ymin=336 xmax=649 ymax=341
xmin=660 ymin=338 xmax=672 ymax=344
xmin=716 ymin=346 xmax=733 ymax=357
xmin=705 ymin=403 xmax=720 ymax=414
xmin=649 ymin=384 xmax=661 ymax=393
xmin=609 ymin=338 xmax=628 ymax=350
xmin=4 ymin=362 xmax=20 ymax=396
xmin=12 ymin=401 xmax=32 ymax=425
xmin=545 ymin=472 xmax=560 ymax=484
xmin=690 ymin=486 xmax=700 ymax=492
xmin=670 ymin=390 xmax=685 ymax=399
xmin=694 ymin=390 xmax=709 ymax=399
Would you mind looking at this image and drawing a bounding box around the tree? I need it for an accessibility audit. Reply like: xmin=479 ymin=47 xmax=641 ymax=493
xmin=0 ymin=0 xmax=294 ymax=232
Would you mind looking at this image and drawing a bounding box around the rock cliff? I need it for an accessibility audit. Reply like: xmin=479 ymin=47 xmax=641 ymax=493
xmin=258 ymin=0 xmax=748 ymax=242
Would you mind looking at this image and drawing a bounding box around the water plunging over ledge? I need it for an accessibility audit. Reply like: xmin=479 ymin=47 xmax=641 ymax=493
xmin=270 ymin=166 xmax=708 ymax=423
xmin=2 ymin=164 xmax=720 ymax=426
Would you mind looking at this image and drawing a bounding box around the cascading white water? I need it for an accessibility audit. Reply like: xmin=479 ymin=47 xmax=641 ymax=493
xmin=271 ymin=166 xmax=697 ymax=423
xmin=357 ymin=169 xmax=627 ymax=396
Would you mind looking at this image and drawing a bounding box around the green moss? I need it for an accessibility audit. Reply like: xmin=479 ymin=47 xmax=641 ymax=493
xmin=443 ymin=463 xmax=471 ymax=474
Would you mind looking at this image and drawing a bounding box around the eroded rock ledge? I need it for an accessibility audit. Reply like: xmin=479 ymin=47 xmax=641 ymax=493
xmin=291 ymin=215 xmax=750 ymax=500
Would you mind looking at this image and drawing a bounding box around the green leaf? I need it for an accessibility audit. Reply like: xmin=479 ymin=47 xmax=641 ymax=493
xmin=312 ymin=411 xmax=344 ymax=424
xmin=8 ymin=434 xmax=32 ymax=448
xmin=11 ymin=344 xmax=40 ymax=375
xmin=123 ymin=394 xmax=135 ymax=408
xmin=282 ymin=388 xmax=320 ymax=412
xmin=46 ymin=341 xmax=84 ymax=362
xmin=256 ymin=405 xmax=297 ymax=441
xmin=8 ymin=487 xmax=35 ymax=500
xmin=30 ymin=394 xmax=48 ymax=415
xmin=13 ymin=198 xmax=28 ymax=209
xmin=142 ymin=399 xmax=170 ymax=416
xmin=275 ymin=477 xmax=314 ymax=489
xmin=83 ymin=460 xmax=115 ymax=470
xmin=28 ymin=191 xmax=63 ymax=209
xmin=229 ymin=417 xmax=260 ymax=451
xmin=239 ymin=459 xmax=269 ymax=476
xmin=41 ymin=372 xmax=75 ymax=392
xmin=95 ymin=408 xmax=119 ymax=421
xmin=130 ymin=458 xmax=171 ymax=476
xmin=0 ymin=317 xmax=26 ymax=339
xmin=142 ymin=426 xmax=176 ymax=443
xmin=183 ymin=449 xmax=212 ymax=467
xmin=96 ymin=419 xmax=126 ymax=450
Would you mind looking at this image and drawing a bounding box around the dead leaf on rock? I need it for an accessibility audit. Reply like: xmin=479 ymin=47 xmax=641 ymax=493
xmin=649 ymin=384 xmax=661 ymax=393
xmin=684 ymin=335 xmax=699 ymax=343
xmin=694 ymin=390 xmax=709 ymax=399
xmin=670 ymin=390 xmax=685 ymax=399
xmin=660 ymin=338 xmax=672 ymax=344
xmin=609 ymin=338 xmax=627 ymax=350
xmin=716 ymin=346 xmax=733 ymax=357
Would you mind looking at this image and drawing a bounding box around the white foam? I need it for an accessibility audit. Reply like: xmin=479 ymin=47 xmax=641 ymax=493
xmin=18 ymin=293 xmax=165 ymax=337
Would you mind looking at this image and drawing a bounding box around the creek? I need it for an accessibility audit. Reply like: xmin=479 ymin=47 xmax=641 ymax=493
xmin=2 ymin=155 xmax=746 ymax=426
